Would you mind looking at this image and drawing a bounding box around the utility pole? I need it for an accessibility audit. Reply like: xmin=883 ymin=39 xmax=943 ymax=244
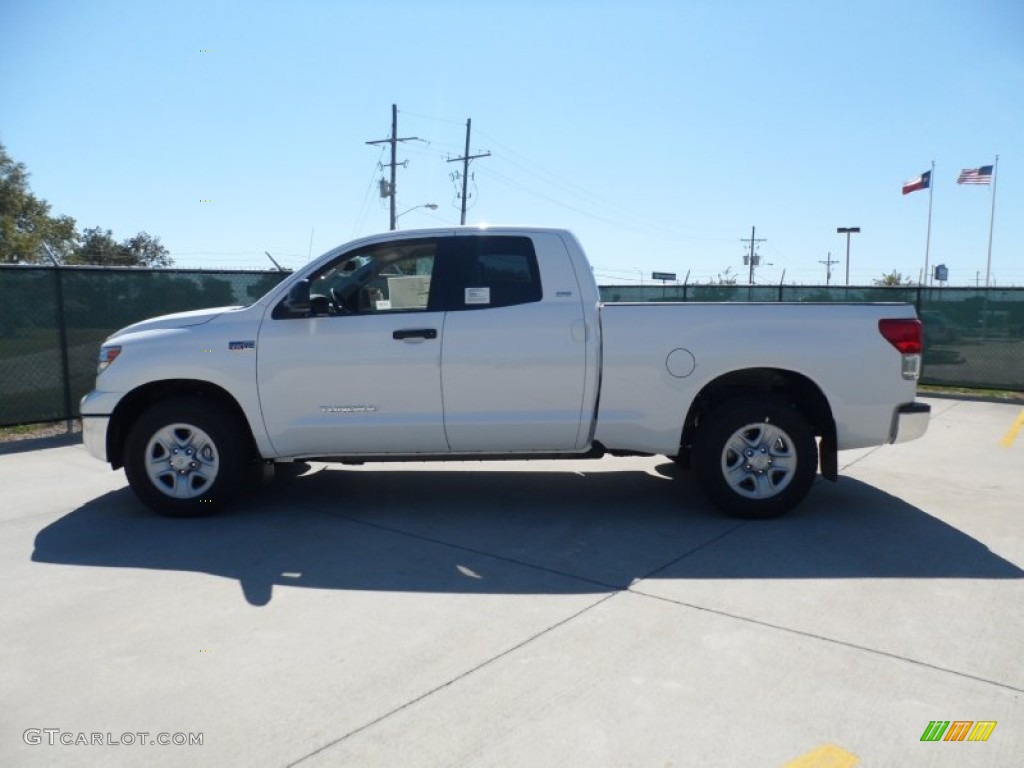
xmin=819 ymin=251 xmax=839 ymax=285
xmin=740 ymin=226 xmax=766 ymax=285
xmin=447 ymin=118 xmax=490 ymax=225
xmin=365 ymin=104 xmax=420 ymax=230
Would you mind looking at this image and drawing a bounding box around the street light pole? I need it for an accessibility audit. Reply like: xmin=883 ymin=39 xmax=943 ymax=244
xmin=837 ymin=227 xmax=861 ymax=286
xmin=394 ymin=203 xmax=439 ymax=228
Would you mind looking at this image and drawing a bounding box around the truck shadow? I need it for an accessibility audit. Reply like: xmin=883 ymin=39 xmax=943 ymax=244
xmin=32 ymin=463 xmax=1023 ymax=606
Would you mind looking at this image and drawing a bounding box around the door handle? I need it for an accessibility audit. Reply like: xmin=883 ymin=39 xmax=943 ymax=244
xmin=393 ymin=328 xmax=437 ymax=340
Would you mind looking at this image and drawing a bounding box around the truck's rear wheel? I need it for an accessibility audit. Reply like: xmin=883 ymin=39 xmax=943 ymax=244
xmin=124 ymin=397 xmax=244 ymax=517
xmin=693 ymin=396 xmax=816 ymax=519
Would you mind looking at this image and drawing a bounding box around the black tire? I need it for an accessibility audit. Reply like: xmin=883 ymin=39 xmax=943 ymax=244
xmin=693 ymin=395 xmax=817 ymax=519
xmin=124 ymin=397 xmax=246 ymax=517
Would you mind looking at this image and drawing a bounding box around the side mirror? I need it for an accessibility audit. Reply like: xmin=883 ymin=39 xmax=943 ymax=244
xmin=284 ymin=279 xmax=311 ymax=314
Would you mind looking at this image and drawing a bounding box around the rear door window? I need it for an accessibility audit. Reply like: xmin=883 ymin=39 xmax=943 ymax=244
xmin=450 ymin=236 xmax=542 ymax=310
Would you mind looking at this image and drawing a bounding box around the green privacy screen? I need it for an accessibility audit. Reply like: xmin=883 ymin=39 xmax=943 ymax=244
xmin=600 ymin=284 xmax=1023 ymax=391
xmin=0 ymin=266 xmax=289 ymax=426
xmin=0 ymin=265 xmax=1020 ymax=426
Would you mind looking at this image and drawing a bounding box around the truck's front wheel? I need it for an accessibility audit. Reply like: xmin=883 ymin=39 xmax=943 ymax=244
xmin=693 ymin=396 xmax=816 ymax=519
xmin=124 ymin=397 xmax=244 ymax=517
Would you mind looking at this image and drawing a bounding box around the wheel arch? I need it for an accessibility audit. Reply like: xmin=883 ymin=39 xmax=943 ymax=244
xmin=679 ymin=367 xmax=838 ymax=480
xmin=107 ymin=379 xmax=258 ymax=469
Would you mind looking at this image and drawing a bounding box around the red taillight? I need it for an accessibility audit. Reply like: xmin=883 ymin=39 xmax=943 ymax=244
xmin=878 ymin=318 xmax=922 ymax=354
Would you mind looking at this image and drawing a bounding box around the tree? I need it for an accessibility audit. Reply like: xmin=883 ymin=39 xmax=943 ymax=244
xmin=712 ymin=266 xmax=738 ymax=285
xmin=0 ymin=141 xmax=78 ymax=263
xmin=691 ymin=267 xmax=739 ymax=301
xmin=72 ymin=227 xmax=121 ymax=265
xmin=873 ymin=270 xmax=913 ymax=286
xmin=123 ymin=231 xmax=173 ymax=268
xmin=69 ymin=227 xmax=172 ymax=268
xmin=0 ymin=141 xmax=173 ymax=267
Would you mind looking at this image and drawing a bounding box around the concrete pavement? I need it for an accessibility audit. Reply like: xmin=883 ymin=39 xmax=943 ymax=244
xmin=1 ymin=397 xmax=1021 ymax=767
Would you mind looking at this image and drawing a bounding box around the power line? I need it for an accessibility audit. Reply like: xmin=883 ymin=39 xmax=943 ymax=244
xmin=353 ymin=145 xmax=386 ymax=237
xmin=397 ymin=109 xmax=467 ymax=127
xmin=477 ymin=165 xmax=655 ymax=233
xmin=477 ymin=128 xmax=732 ymax=243
xmin=382 ymin=117 xmax=732 ymax=245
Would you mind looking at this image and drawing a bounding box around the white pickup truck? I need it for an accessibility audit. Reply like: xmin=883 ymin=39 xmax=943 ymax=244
xmin=81 ymin=227 xmax=930 ymax=519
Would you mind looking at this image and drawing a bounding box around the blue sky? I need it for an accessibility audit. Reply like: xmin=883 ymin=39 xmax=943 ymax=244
xmin=2 ymin=0 xmax=1022 ymax=285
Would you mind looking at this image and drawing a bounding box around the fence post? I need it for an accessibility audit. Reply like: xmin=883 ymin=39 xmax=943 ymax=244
xmin=51 ymin=266 xmax=74 ymax=431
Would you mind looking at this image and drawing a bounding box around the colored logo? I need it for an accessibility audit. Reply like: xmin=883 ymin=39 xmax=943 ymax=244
xmin=920 ymin=721 xmax=996 ymax=742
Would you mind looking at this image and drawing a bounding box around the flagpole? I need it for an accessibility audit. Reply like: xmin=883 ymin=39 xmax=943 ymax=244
xmin=984 ymin=155 xmax=998 ymax=288
xmin=923 ymin=160 xmax=934 ymax=286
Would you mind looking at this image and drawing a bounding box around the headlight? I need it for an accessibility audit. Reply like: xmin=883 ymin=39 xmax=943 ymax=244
xmin=97 ymin=345 xmax=122 ymax=373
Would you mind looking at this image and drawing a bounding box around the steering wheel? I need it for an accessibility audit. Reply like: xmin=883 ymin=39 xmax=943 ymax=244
xmin=330 ymin=286 xmax=353 ymax=314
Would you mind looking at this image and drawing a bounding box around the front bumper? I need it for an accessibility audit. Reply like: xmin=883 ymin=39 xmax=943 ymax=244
xmin=891 ymin=401 xmax=931 ymax=444
xmin=81 ymin=415 xmax=110 ymax=462
xmin=80 ymin=389 xmax=121 ymax=463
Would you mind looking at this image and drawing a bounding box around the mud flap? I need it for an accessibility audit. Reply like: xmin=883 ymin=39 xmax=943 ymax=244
xmin=819 ymin=432 xmax=838 ymax=481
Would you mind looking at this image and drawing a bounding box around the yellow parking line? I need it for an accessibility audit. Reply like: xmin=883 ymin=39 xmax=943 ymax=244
xmin=782 ymin=744 xmax=859 ymax=768
xmin=1000 ymin=408 xmax=1024 ymax=448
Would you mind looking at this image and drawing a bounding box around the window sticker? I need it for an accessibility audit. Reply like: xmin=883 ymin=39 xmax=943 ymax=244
xmin=465 ymin=287 xmax=491 ymax=305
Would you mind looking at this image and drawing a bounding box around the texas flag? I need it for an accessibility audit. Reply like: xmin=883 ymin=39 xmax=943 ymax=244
xmin=902 ymin=170 xmax=931 ymax=195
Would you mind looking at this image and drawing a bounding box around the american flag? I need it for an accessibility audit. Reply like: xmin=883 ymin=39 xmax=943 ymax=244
xmin=957 ymin=165 xmax=994 ymax=185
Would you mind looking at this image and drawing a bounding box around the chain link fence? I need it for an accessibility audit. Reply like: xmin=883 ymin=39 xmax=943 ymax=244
xmin=600 ymin=284 xmax=1024 ymax=391
xmin=1 ymin=265 xmax=1021 ymax=427
xmin=0 ymin=266 xmax=289 ymax=426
